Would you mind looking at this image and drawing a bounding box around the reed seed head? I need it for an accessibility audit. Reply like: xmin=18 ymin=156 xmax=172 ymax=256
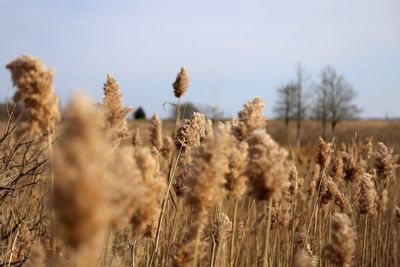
xmin=150 ymin=113 xmax=163 ymax=152
xmin=103 ymin=74 xmax=132 ymax=148
xmin=358 ymin=173 xmax=377 ymax=215
xmin=175 ymin=112 xmax=207 ymax=152
xmin=53 ymin=92 xmax=112 ymax=249
xmin=375 ymin=142 xmax=399 ymax=181
xmin=6 ymin=54 xmax=60 ymax=137
xmin=246 ymin=129 xmax=290 ymax=201
xmin=324 ymin=213 xmax=356 ymax=267
xmin=231 ymin=96 xmax=266 ymax=141
xmin=173 ymin=67 xmax=189 ymax=98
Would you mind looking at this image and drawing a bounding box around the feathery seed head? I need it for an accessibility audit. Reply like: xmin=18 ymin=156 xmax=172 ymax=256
xmin=175 ymin=112 xmax=207 ymax=152
xmin=246 ymin=129 xmax=291 ymax=201
xmin=103 ymin=74 xmax=132 ymax=148
xmin=6 ymin=54 xmax=60 ymax=137
xmin=231 ymin=96 xmax=266 ymax=141
xmin=173 ymin=67 xmax=189 ymax=98
xmin=359 ymin=173 xmax=377 ymax=215
xmin=324 ymin=213 xmax=356 ymax=267
xmin=150 ymin=113 xmax=163 ymax=151
xmin=375 ymin=142 xmax=399 ymax=181
xmin=53 ymin=93 xmax=111 ymax=249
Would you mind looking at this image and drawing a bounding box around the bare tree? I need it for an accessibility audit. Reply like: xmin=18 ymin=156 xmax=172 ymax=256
xmin=312 ymin=84 xmax=329 ymax=138
xmin=274 ymin=63 xmax=308 ymax=145
xmin=273 ymin=82 xmax=296 ymax=142
xmin=315 ymin=66 xmax=361 ymax=134
xmin=293 ymin=63 xmax=308 ymax=147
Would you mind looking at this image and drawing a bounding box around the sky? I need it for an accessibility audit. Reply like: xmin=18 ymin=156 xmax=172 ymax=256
xmin=0 ymin=0 xmax=399 ymax=118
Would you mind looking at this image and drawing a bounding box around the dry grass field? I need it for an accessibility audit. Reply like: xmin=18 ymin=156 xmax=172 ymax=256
xmin=1 ymin=55 xmax=399 ymax=267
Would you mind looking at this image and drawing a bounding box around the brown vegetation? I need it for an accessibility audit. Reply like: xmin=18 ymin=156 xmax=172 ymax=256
xmin=1 ymin=55 xmax=399 ymax=267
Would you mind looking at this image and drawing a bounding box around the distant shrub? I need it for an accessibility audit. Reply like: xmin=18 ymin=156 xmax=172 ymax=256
xmin=133 ymin=106 xmax=146 ymax=120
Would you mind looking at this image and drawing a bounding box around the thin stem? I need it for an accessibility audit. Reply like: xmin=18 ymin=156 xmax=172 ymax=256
xmin=230 ymin=199 xmax=238 ymax=267
xmin=47 ymin=133 xmax=56 ymax=266
xmin=263 ymin=199 xmax=273 ymax=267
xmin=234 ymin=199 xmax=255 ymax=267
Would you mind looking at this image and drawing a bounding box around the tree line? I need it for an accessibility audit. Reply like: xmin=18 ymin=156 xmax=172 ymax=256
xmin=274 ymin=64 xmax=361 ymax=145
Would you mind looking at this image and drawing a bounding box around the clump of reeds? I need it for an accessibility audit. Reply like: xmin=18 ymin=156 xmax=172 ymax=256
xmin=174 ymin=125 xmax=232 ymax=266
xmin=103 ymin=74 xmax=132 ymax=148
xmin=246 ymin=129 xmax=290 ymax=201
xmin=53 ymin=92 xmax=112 ymax=249
xmin=174 ymin=112 xmax=207 ymax=196
xmin=6 ymin=54 xmax=60 ymax=137
xmin=224 ymin=140 xmax=248 ymax=199
xmin=108 ymin=146 xmax=166 ymax=232
xmin=324 ymin=213 xmax=356 ymax=267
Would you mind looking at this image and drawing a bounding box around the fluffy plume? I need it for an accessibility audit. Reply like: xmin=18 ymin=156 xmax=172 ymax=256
xmin=149 ymin=113 xmax=163 ymax=151
xmin=225 ymin=141 xmax=248 ymax=199
xmin=173 ymin=237 xmax=207 ymax=267
xmin=186 ymin=125 xmax=231 ymax=224
xmin=108 ymin=146 xmax=166 ymax=232
xmin=174 ymin=152 xmax=192 ymax=197
xmin=358 ymin=173 xmax=377 ymax=215
xmin=362 ymin=136 xmax=374 ymax=160
xmin=316 ymin=137 xmax=331 ymax=168
xmin=212 ymin=213 xmax=232 ymax=246
xmin=173 ymin=67 xmax=189 ymax=98
xmin=175 ymin=112 xmax=207 ymax=152
xmin=324 ymin=213 xmax=356 ymax=267
xmin=103 ymin=74 xmax=132 ymax=148
xmin=375 ymin=142 xmax=399 ymax=181
xmin=231 ymin=96 xmax=266 ymax=141
xmin=6 ymin=54 xmax=60 ymax=137
xmin=342 ymin=151 xmax=364 ymax=183
xmin=53 ymin=93 xmax=112 ymax=249
xmin=327 ymin=179 xmax=352 ymax=215
xmin=331 ymin=157 xmax=344 ymax=183
xmin=160 ymin=136 xmax=173 ymax=162
xmin=174 ymin=126 xmax=232 ymax=266
xmin=246 ymin=129 xmax=291 ymax=201
xmin=293 ymin=249 xmax=314 ymax=267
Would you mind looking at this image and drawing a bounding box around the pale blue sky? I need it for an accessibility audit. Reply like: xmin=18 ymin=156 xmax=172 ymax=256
xmin=1 ymin=0 xmax=399 ymax=118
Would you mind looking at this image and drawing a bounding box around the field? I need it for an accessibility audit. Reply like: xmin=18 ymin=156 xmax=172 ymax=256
xmin=1 ymin=56 xmax=400 ymax=267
